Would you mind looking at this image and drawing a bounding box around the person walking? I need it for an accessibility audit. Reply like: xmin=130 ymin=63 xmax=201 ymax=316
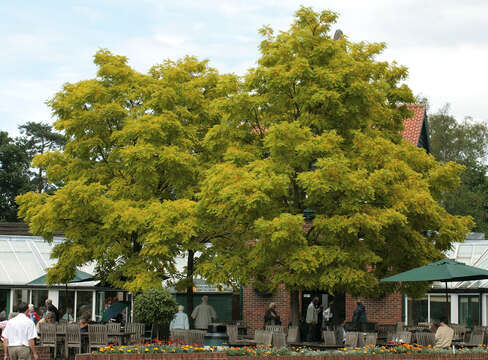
xmin=306 ymin=297 xmax=321 ymax=341
xmin=191 ymin=296 xmax=216 ymax=330
xmin=2 ymin=302 xmax=39 ymax=360
xmin=264 ymin=303 xmax=281 ymax=326
xmin=170 ymin=305 xmax=190 ymax=330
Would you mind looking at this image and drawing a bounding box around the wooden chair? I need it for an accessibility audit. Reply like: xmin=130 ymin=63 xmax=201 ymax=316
xmin=451 ymin=324 xmax=467 ymax=341
xmin=265 ymin=325 xmax=284 ymax=333
xmin=189 ymin=330 xmax=205 ymax=346
xmin=66 ymin=324 xmax=82 ymax=358
xmin=272 ymin=332 xmax=286 ymax=348
xmin=227 ymin=325 xmax=255 ymax=346
xmin=39 ymin=323 xmax=57 ymax=359
xmin=364 ymin=333 xmax=378 ymax=346
xmin=322 ymin=330 xmax=337 ymax=346
xmin=56 ymin=323 xmax=66 ymax=359
xmin=287 ymin=326 xmax=300 ymax=343
xmin=260 ymin=331 xmax=273 ymax=347
xmin=415 ymin=332 xmax=435 ymax=346
xmin=170 ymin=329 xmax=187 ymax=344
xmin=88 ymin=324 xmax=108 ymax=351
xmin=107 ymin=322 xmax=121 ymax=345
xmin=395 ymin=331 xmax=412 ymax=344
xmin=345 ymin=331 xmax=359 ymax=348
xmin=467 ymin=332 xmax=484 ymax=346
xmin=126 ymin=322 xmax=145 ymax=344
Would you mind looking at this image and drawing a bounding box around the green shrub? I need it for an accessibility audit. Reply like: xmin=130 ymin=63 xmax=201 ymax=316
xmin=133 ymin=288 xmax=178 ymax=331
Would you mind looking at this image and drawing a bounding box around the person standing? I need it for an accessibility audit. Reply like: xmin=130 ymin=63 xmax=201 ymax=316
xmin=44 ymin=299 xmax=59 ymax=322
xmin=352 ymin=301 xmax=367 ymax=331
xmin=191 ymin=296 xmax=216 ymax=330
xmin=27 ymin=305 xmax=40 ymax=325
xmin=170 ymin=305 xmax=190 ymax=330
xmin=2 ymin=302 xmax=39 ymax=360
xmin=264 ymin=303 xmax=281 ymax=326
xmin=306 ymin=297 xmax=321 ymax=341
xmin=322 ymin=300 xmax=334 ymax=331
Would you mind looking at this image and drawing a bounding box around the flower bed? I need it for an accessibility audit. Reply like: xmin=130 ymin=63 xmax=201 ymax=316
xmin=74 ymin=342 xmax=488 ymax=359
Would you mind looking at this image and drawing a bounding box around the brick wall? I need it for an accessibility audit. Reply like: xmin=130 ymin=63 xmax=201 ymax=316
xmin=346 ymin=293 xmax=402 ymax=325
xmin=75 ymin=353 xmax=488 ymax=359
xmin=0 ymin=346 xmax=50 ymax=360
xmin=242 ymin=284 xmax=291 ymax=334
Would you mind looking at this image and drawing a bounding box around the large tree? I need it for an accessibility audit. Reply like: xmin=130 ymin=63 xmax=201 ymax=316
xmin=197 ymin=7 xmax=471 ymax=321
xmin=17 ymin=121 xmax=66 ymax=193
xmin=16 ymin=50 xmax=238 ymax=302
xmin=429 ymin=104 xmax=488 ymax=233
xmin=0 ymin=132 xmax=32 ymax=221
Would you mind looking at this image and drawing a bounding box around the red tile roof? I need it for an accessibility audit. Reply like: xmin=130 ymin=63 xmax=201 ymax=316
xmin=401 ymin=104 xmax=426 ymax=146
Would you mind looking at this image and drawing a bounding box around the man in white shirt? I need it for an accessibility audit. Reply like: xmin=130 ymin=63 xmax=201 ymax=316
xmin=306 ymin=297 xmax=321 ymax=341
xmin=2 ymin=302 xmax=38 ymax=360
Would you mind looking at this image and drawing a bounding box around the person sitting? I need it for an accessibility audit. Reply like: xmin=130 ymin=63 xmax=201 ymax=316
xmin=36 ymin=312 xmax=55 ymax=332
xmin=434 ymin=317 xmax=454 ymax=348
xmin=170 ymin=305 xmax=189 ymax=330
xmin=79 ymin=317 xmax=89 ymax=332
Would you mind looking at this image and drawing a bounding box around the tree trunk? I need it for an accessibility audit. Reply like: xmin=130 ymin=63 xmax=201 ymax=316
xmin=186 ymin=249 xmax=195 ymax=322
xmin=290 ymin=290 xmax=300 ymax=326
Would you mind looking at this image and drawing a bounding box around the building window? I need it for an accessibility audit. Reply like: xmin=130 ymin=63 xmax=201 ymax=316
xmin=429 ymin=295 xmax=450 ymax=323
xmin=459 ymin=295 xmax=480 ymax=328
xmin=76 ymin=291 xmax=93 ymax=321
xmin=12 ymin=289 xmax=30 ymax=310
xmin=31 ymin=289 xmax=48 ymax=317
xmin=58 ymin=290 xmax=75 ymax=321
xmin=0 ymin=289 xmax=9 ymax=317
xmin=407 ymin=297 xmax=428 ymax=325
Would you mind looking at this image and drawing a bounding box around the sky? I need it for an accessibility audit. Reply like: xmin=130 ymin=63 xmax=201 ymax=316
xmin=2 ymin=0 xmax=488 ymax=137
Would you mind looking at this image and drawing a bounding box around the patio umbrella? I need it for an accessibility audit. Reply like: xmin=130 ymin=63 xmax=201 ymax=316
xmin=102 ymin=301 xmax=130 ymax=322
xmin=381 ymin=259 xmax=488 ymax=322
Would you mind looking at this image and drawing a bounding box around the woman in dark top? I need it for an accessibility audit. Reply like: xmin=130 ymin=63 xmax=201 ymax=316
xmin=264 ymin=302 xmax=281 ymax=326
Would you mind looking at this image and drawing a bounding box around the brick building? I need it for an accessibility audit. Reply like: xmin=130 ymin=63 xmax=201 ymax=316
xmin=242 ymin=104 xmax=430 ymax=332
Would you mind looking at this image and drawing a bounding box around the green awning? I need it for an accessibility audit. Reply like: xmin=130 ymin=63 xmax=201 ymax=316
xmin=381 ymin=259 xmax=488 ymax=283
xmin=27 ymin=269 xmax=94 ymax=285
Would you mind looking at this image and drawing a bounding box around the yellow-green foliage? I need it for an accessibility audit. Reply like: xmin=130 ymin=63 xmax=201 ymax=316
xmin=197 ymin=7 xmax=472 ymax=298
xmin=17 ymin=50 xmax=238 ymax=290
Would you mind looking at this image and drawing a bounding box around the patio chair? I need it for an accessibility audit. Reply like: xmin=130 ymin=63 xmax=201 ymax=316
xmin=227 ymin=325 xmax=255 ymax=346
xmin=364 ymin=333 xmax=377 ymax=346
xmin=39 ymin=322 xmax=57 ymax=359
xmin=170 ymin=329 xmax=187 ymax=344
xmin=451 ymin=324 xmax=467 ymax=341
xmin=467 ymin=332 xmax=484 ymax=346
xmin=125 ymin=322 xmax=145 ymax=344
xmin=66 ymin=324 xmax=82 ymax=358
xmin=265 ymin=325 xmax=284 ymax=333
xmin=345 ymin=331 xmax=359 ymax=348
xmin=395 ymin=331 xmax=412 ymax=344
xmin=286 ymin=326 xmax=300 ymax=343
xmin=189 ymin=330 xmax=205 ymax=346
xmin=107 ymin=322 xmax=121 ymax=344
xmin=415 ymin=332 xmax=435 ymax=346
xmin=322 ymin=330 xmax=336 ymax=346
xmin=272 ymin=332 xmax=287 ymax=348
xmin=88 ymin=324 xmax=108 ymax=351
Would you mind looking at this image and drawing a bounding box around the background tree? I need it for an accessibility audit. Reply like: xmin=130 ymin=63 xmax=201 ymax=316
xmin=429 ymin=104 xmax=488 ymax=233
xmin=133 ymin=288 xmax=177 ymax=338
xmin=16 ymin=51 xmax=238 ymax=316
xmin=17 ymin=122 xmax=66 ymax=193
xmin=198 ymin=7 xmax=471 ymax=323
xmin=0 ymin=131 xmax=32 ymax=221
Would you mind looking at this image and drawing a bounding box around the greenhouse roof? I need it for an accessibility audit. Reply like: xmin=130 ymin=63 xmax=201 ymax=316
xmin=441 ymin=233 xmax=488 ymax=289
xmin=0 ymin=234 xmax=95 ymax=286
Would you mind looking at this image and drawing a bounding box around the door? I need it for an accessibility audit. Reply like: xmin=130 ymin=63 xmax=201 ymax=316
xmin=458 ymin=295 xmax=480 ymax=328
